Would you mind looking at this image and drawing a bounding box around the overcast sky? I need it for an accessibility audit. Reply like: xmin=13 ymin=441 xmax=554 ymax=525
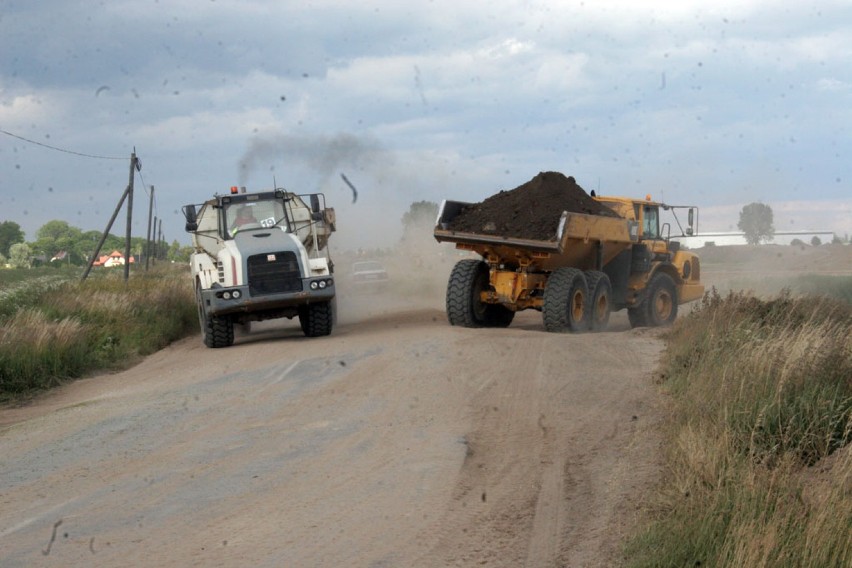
xmin=1 ymin=0 xmax=850 ymax=249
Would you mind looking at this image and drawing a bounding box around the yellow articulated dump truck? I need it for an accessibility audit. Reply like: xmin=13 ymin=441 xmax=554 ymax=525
xmin=433 ymin=172 xmax=704 ymax=332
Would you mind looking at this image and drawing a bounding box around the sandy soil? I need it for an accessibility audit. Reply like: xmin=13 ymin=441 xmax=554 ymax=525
xmin=0 ymin=275 xmax=665 ymax=567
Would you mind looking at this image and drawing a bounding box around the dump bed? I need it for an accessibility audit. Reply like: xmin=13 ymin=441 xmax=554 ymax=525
xmin=434 ymin=199 xmax=640 ymax=272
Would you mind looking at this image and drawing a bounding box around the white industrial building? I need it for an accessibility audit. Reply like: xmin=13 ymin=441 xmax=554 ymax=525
xmin=673 ymin=231 xmax=837 ymax=248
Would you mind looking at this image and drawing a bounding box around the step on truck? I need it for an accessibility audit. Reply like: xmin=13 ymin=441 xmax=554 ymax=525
xmin=183 ymin=186 xmax=336 ymax=348
xmin=434 ymin=195 xmax=704 ymax=331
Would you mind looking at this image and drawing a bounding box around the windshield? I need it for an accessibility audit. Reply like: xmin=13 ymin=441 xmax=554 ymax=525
xmin=226 ymin=199 xmax=285 ymax=237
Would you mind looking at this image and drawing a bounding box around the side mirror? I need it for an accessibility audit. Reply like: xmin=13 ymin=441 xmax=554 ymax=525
xmin=688 ymin=208 xmax=694 ymax=228
xmin=183 ymin=205 xmax=198 ymax=232
xmin=310 ymin=194 xmax=321 ymax=214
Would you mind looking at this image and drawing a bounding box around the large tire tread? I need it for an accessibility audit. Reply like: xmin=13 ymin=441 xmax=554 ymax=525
xmin=629 ymin=271 xmax=678 ymax=328
xmin=206 ymin=315 xmax=235 ymax=348
xmin=300 ymin=301 xmax=334 ymax=337
xmin=446 ymin=259 xmax=514 ymax=328
xmin=543 ymin=267 xmax=588 ymax=333
xmin=197 ymin=281 xmax=234 ymax=348
xmin=585 ymin=270 xmax=612 ymax=332
xmin=647 ymin=272 xmax=678 ymax=327
xmin=446 ymin=259 xmax=486 ymax=328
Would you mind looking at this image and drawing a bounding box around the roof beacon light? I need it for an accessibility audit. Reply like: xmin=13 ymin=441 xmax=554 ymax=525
xmin=645 ymin=194 xmax=652 ymax=201
xmin=230 ymin=186 xmax=239 ymax=195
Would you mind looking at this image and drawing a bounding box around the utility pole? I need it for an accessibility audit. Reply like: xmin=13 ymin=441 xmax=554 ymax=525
xmin=81 ymin=152 xmax=138 ymax=281
xmin=145 ymin=186 xmax=155 ymax=271
xmin=151 ymin=215 xmax=158 ymax=264
xmin=157 ymin=219 xmax=164 ymax=260
xmin=123 ymin=151 xmax=138 ymax=282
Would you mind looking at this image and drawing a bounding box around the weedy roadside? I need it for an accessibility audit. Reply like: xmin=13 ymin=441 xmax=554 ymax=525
xmin=0 ymin=267 xmax=196 ymax=399
xmin=625 ymin=288 xmax=852 ymax=568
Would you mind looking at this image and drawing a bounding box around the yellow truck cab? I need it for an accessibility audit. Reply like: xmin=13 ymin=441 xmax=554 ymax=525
xmin=594 ymin=195 xmax=704 ymax=326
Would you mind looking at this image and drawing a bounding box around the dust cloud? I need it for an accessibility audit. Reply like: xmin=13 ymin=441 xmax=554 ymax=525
xmin=236 ymin=131 xmax=478 ymax=327
xmin=236 ymin=131 xmax=461 ymax=252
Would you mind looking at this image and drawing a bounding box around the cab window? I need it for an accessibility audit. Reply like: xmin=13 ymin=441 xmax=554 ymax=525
xmin=642 ymin=206 xmax=659 ymax=239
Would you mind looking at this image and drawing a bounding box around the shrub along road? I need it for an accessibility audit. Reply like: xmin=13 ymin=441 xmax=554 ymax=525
xmin=0 ymin=304 xmax=664 ymax=567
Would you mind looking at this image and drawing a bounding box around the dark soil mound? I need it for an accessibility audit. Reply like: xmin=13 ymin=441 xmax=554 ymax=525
xmin=448 ymin=171 xmax=618 ymax=241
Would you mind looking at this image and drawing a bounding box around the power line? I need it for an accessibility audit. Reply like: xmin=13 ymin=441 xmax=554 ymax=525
xmin=0 ymin=128 xmax=126 ymax=160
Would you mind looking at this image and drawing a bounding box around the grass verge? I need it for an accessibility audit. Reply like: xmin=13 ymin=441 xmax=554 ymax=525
xmin=625 ymin=289 xmax=852 ymax=567
xmin=0 ymin=267 xmax=197 ymax=399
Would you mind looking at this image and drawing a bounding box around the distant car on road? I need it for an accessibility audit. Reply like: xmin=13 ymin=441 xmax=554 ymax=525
xmin=350 ymin=260 xmax=389 ymax=291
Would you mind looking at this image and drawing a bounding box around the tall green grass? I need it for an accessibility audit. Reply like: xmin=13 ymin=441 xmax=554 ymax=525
xmin=0 ymin=267 xmax=196 ymax=397
xmin=626 ymin=290 xmax=852 ymax=567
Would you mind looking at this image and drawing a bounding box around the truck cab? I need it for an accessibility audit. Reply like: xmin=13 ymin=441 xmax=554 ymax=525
xmin=183 ymin=186 xmax=336 ymax=348
xmin=594 ymin=195 xmax=704 ymax=324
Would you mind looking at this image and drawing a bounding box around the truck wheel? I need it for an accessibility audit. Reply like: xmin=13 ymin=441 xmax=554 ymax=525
xmin=197 ymin=282 xmax=235 ymax=348
xmin=584 ymin=270 xmax=612 ymax=332
xmin=446 ymin=259 xmax=488 ymax=327
xmin=446 ymin=259 xmax=512 ymax=328
xmin=646 ymin=272 xmax=678 ymax=326
xmin=543 ymin=267 xmax=589 ymax=332
xmin=628 ymin=272 xmax=678 ymax=328
xmin=299 ymin=301 xmax=333 ymax=337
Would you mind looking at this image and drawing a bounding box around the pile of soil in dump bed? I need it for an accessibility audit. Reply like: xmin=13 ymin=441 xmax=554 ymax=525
xmin=447 ymin=171 xmax=619 ymax=241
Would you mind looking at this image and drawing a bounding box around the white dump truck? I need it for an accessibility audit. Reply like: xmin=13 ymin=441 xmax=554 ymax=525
xmin=183 ymin=186 xmax=336 ymax=348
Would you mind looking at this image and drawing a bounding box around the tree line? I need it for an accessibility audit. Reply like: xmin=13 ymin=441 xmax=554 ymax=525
xmin=0 ymin=220 xmax=193 ymax=269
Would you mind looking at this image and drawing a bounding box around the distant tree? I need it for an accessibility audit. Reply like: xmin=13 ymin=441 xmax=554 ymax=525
xmin=790 ymin=238 xmax=805 ymax=246
xmin=0 ymin=252 xmax=6 ymax=266
xmin=832 ymin=234 xmax=842 ymax=244
xmin=165 ymin=240 xmax=193 ymax=263
xmin=32 ymin=220 xmax=83 ymax=259
xmin=402 ymin=201 xmax=439 ymax=229
xmin=811 ymin=235 xmax=822 ymax=246
xmin=0 ymin=221 xmax=25 ymax=257
xmin=737 ymin=202 xmax=774 ymax=245
xmin=9 ymin=243 xmax=32 ymax=269
xmin=401 ymin=201 xmax=439 ymax=245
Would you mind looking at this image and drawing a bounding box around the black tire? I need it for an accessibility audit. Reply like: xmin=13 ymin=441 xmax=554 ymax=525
xmin=446 ymin=259 xmax=514 ymax=328
xmin=543 ymin=267 xmax=589 ymax=332
xmin=627 ymin=306 xmax=649 ymax=328
xmin=299 ymin=301 xmax=333 ymax=337
xmin=584 ymin=270 xmax=612 ymax=332
xmin=628 ymin=272 xmax=678 ymax=328
xmin=647 ymin=272 xmax=678 ymax=326
xmin=197 ymin=282 xmax=234 ymax=348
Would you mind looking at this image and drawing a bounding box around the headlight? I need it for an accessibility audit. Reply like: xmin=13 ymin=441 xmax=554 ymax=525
xmin=319 ymin=280 xmax=327 ymax=289
xmin=310 ymin=281 xmax=318 ymax=290
xmin=223 ymin=291 xmax=232 ymax=300
xmin=232 ymin=290 xmax=241 ymax=299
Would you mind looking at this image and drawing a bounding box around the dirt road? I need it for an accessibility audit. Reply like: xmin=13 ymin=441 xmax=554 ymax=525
xmin=0 ymin=296 xmax=664 ymax=567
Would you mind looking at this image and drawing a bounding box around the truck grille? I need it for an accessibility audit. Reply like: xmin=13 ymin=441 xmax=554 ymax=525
xmin=247 ymin=251 xmax=302 ymax=296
